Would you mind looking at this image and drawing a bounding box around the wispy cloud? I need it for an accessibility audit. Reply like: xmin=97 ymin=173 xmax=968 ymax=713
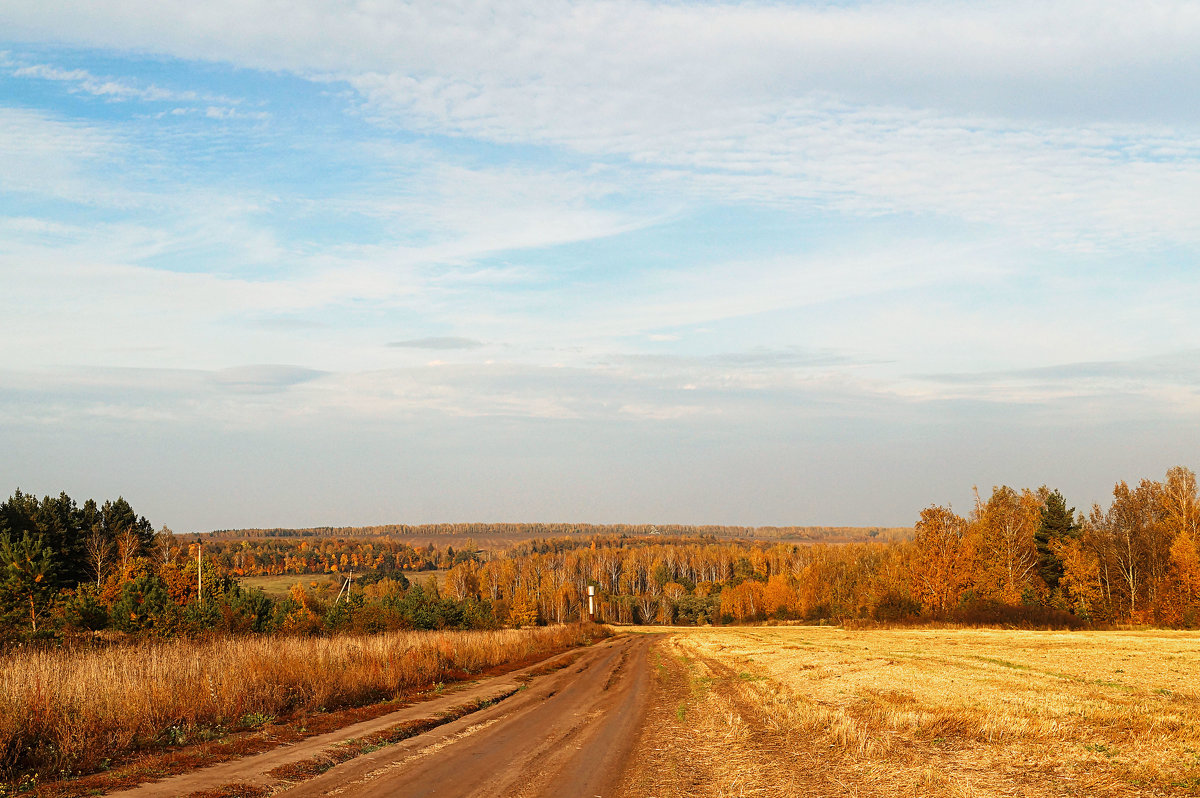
xmin=209 ymin=364 xmax=326 ymax=392
xmin=388 ymin=337 xmax=485 ymax=350
xmin=11 ymin=62 xmax=217 ymax=104
xmin=0 ymin=107 xmax=124 ymax=201
xmin=3 ymin=2 xmax=1200 ymax=527
xmin=899 ymin=351 xmax=1200 ymax=421
xmin=924 ymin=350 xmax=1200 ymax=386
xmin=4 ymin=54 xmax=257 ymax=124
xmin=5 ymin=2 xmax=1200 ymax=249
xmin=599 ymin=347 xmax=861 ymax=372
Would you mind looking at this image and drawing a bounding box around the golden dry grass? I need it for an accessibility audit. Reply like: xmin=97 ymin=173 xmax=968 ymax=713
xmin=629 ymin=626 xmax=1200 ymax=797
xmin=0 ymin=624 xmax=600 ymax=780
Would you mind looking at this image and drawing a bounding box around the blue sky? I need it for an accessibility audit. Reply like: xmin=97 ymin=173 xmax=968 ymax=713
xmin=1 ymin=1 xmax=1198 ymax=532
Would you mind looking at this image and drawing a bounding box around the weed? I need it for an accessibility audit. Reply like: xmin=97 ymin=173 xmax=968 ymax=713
xmin=238 ymin=713 xmax=275 ymax=730
xmin=1084 ymin=742 xmax=1120 ymax=758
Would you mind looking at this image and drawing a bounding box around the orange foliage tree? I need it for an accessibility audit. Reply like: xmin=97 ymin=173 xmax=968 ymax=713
xmin=912 ymin=505 xmax=974 ymax=616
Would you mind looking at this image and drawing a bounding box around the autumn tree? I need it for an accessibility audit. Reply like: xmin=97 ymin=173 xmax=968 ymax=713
xmin=1160 ymin=531 xmax=1200 ymax=626
xmin=973 ymin=486 xmax=1042 ymax=603
xmin=636 ymin=592 xmax=658 ymax=624
xmin=912 ymin=505 xmax=973 ymax=616
xmin=762 ymin=574 xmax=798 ymax=618
xmin=1093 ymin=481 xmax=1156 ymax=619
xmin=1160 ymin=467 xmax=1200 ymax=539
xmin=84 ymin=525 xmax=113 ymax=588
xmin=509 ymin=587 xmax=540 ymax=627
xmin=1155 ymin=467 xmax=1200 ymax=624
xmin=720 ymin=580 xmax=765 ymax=621
xmin=445 ymin=560 xmax=480 ymax=600
xmin=1054 ymin=535 xmax=1105 ymax=619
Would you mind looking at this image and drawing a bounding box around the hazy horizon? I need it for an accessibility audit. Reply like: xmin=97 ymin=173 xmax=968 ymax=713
xmin=3 ymin=1 xmax=1198 ymax=533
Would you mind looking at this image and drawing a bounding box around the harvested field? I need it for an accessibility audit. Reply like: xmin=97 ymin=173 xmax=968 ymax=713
xmin=625 ymin=626 xmax=1200 ymax=797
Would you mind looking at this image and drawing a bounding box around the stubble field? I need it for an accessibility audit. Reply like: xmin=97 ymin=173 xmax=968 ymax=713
xmin=627 ymin=625 xmax=1200 ymax=797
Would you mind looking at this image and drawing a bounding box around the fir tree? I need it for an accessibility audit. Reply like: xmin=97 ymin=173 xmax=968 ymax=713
xmin=1035 ymin=490 xmax=1080 ymax=590
xmin=0 ymin=530 xmax=57 ymax=631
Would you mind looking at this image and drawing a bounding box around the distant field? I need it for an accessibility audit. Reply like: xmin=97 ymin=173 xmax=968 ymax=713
xmin=238 ymin=571 xmax=447 ymax=597
xmin=628 ymin=626 xmax=1200 ymax=797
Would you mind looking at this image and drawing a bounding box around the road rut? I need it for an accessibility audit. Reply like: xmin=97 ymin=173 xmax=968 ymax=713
xmin=283 ymin=633 xmax=652 ymax=798
xmin=109 ymin=633 xmax=653 ymax=798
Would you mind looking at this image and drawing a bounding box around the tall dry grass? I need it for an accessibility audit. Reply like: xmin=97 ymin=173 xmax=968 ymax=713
xmin=0 ymin=624 xmax=601 ymax=779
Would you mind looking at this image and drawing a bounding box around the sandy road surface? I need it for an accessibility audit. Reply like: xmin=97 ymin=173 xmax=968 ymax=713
xmin=110 ymin=633 xmax=653 ymax=798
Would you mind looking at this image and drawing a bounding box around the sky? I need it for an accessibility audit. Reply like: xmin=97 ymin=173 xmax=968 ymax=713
xmin=1 ymin=1 xmax=1198 ymax=532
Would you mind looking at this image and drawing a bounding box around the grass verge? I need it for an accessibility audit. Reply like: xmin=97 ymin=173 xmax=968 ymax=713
xmin=0 ymin=624 xmax=607 ymax=790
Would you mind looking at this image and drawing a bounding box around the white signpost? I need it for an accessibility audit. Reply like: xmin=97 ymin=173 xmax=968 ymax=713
xmin=587 ymin=584 xmax=596 ymax=622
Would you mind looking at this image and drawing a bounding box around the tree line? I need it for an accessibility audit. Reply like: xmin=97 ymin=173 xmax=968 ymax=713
xmin=206 ymin=522 xmax=901 ymax=544
xmin=0 ymin=491 xmax=500 ymax=639
xmin=2 ymin=464 xmax=1198 ymax=640
xmin=421 ymin=466 xmax=1200 ymax=627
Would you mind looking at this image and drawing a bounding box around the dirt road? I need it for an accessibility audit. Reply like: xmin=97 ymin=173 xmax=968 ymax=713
xmin=109 ymin=633 xmax=654 ymax=798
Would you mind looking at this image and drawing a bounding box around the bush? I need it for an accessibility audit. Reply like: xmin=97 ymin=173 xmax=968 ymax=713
xmin=110 ymin=574 xmax=177 ymax=633
xmin=53 ymin=585 xmax=109 ymax=631
xmin=949 ymin=599 xmax=1088 ymax=630
xmin=872 ymin=592 xmax=922 ymax=622
xmin=674 ymin=595 xmax=718 ymax=625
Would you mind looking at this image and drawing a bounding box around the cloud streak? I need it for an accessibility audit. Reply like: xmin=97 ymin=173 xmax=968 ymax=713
xmin=389 ymin=337 xmax=485 ymax=350
xmin=2 ymin=2 xmax=1200 ymax=528
xmin=10 ymin=61 xmax=224 ymax=104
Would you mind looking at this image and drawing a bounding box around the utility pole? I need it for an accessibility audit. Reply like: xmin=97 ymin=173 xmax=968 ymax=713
xmin=335 ymin=571 xmax=353 ymax=603
xmin=197 ymin=541 xmax=202 ymax=607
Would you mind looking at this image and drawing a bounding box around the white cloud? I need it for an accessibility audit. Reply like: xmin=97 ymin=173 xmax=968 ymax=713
xmin=12 ymin=62 xmax=201 ymax=103
xmin=5 ymin=1 xmax=1200 ymax=249
xmin=4 ymin=56 xmax=255 ymax=124
xmin=0 ymin=107 xmax=125 ymax=202
xmin=7 ymin=2 xmax=1200 ymax=528
xmin=6 ymin=342 xmax=1200 ymax=438
xmin=339 ymin=158 xmax=652 ymax=261
xmin=8 ymin=1 xmax=1200 ymax=121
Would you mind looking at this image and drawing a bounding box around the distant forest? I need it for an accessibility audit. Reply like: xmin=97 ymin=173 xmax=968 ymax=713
xmin=205 ymin=522 xmax=905 ymax=544
xmin=1 ymin=464 xmax=1198 ymax=640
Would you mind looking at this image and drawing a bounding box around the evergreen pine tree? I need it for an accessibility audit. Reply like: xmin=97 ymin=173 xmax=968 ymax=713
xmin=1035 ymin=490 xmax=1080 ymax=590
xmin=0 ymin=530 xmax=57 ymax=631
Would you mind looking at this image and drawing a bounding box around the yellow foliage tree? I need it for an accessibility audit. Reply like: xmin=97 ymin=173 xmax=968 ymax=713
xmin=1158 ymin=531 xmax=1200 ymax=626
xmin=972 ymin=486 xmax=1042 ymax=603
xmin=762 ymin=574 xmax=798 ymax=618
xmin=509 ymin=587 xmax=539 ymax=628
xmin=1054 ymin=538 xmax=1103 ymax=620
xmin=912 ymin=505 xmax=974 ymax=616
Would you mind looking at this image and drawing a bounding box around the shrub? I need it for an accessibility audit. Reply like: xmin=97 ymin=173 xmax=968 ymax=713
xmin=949 ymin=599 xmax=1088 ymax=630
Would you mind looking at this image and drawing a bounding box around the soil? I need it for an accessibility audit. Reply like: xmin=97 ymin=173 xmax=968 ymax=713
xmin=103 ymin=634 xmax=656 ymax=798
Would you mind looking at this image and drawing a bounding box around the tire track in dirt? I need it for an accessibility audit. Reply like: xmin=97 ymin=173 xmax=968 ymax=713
xmin=280 ymin=634 xmax=654 ymax=798
xmin=108 ymin=634 xmax=654 ymax=798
